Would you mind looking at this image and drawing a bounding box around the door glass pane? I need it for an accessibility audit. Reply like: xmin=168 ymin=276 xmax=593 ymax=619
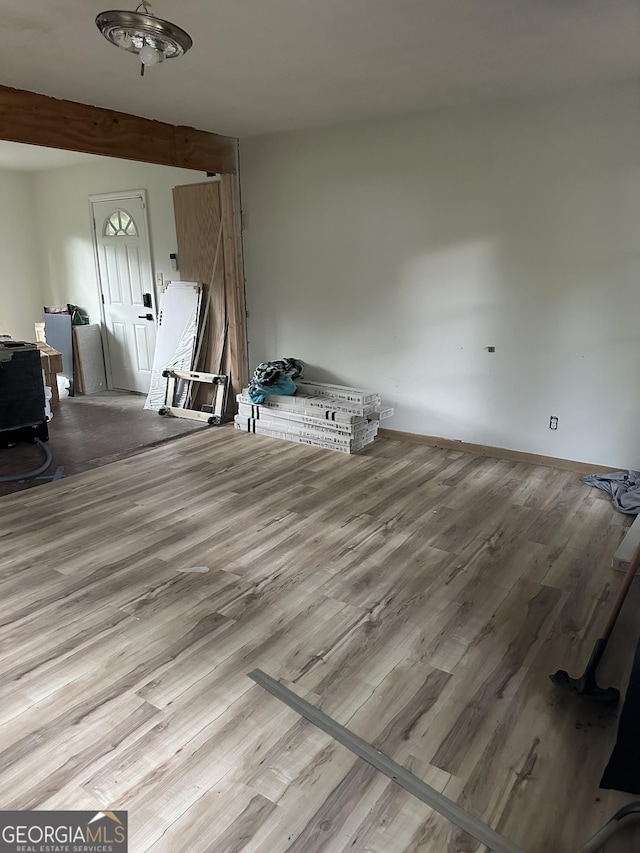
xmin=103 ymin=209 xmax=138 ymax=237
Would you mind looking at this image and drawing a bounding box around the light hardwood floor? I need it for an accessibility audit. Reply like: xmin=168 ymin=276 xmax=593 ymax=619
xmin=1 ymin=427 xmax=639 ymax=852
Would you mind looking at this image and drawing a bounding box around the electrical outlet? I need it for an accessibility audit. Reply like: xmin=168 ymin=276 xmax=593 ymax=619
xmin=549 ymin=416 xmax=558 ymax=430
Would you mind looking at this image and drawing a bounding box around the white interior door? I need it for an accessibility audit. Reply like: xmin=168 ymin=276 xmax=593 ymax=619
xmin=90 ymin=193 xmax=156 ymax=393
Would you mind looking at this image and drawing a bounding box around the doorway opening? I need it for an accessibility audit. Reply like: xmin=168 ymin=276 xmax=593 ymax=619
xmin=0 ymin=139 xmax=219 ymax=494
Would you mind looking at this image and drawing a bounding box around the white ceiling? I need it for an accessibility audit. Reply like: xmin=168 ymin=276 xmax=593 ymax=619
xmin=0 ymin=140 xmax=112 ymax=171
xmin=0 ymin=0 xmax=638 ymax=138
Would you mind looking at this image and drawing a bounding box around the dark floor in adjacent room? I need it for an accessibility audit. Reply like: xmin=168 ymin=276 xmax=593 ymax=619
xmin=0 ymin=391 xmax=206 ymax=497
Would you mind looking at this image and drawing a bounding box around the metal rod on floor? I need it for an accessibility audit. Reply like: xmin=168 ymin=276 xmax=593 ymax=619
xmin=248 ymin=669 xmax=526 ymax=853
xmin=249 ymin=670 xmax=640 ymax=853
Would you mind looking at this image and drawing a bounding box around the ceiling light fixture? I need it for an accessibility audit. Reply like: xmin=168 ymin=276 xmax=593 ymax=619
xmin=96 ymin=2 xmax=193 ymax=76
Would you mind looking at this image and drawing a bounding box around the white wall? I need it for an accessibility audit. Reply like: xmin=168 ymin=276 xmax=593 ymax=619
xmin=32 ymin=159 xmax=212 ymax=326
xmin=240 ymin=85 xmax=640 ymax=469
xmin=0 ymin=170 xmax=43 ymax=341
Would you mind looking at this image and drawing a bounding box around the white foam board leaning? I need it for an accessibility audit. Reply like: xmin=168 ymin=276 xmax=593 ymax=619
xmin=145 ymin=281 xmax=202 ymax=411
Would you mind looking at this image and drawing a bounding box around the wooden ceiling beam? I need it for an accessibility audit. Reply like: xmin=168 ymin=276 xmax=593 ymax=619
xmin=0 ymin=84 xmax=237 ymax=174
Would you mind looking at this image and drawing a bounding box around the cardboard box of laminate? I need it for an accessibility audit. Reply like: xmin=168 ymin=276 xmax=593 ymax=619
xmin=234 ymin=414 xmax=378 ymax=446
xmin=295 ymin=380 xmax=380 ymax=405
xmin=368 ymin=407 xmax=394 ymax=420
xmin=234 ymin=422 xmax=375 ymax=454
xmin=237 ymin=401 xmax=369 ymax=434
xmin=37 ymin=342 xmax=63 ymax=403
xmin=36 ymin=342 xmax=63 ymax=375
xmin=238 ymin=391 xmax=378 ymax=419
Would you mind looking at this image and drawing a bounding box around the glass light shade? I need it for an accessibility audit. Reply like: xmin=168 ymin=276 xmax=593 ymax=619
xmin=139 ymin=44 xmax=161 ymax=65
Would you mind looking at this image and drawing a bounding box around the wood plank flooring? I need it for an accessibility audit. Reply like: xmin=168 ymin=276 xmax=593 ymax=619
xmin=1 ymin=427 xmax=639 ymax=852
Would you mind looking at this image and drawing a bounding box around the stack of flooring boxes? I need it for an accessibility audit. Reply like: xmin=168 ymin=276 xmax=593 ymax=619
xmin=234 ymin=379 xmax=393 ymax=454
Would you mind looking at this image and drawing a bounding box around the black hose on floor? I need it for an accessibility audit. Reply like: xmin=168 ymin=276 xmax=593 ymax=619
xmin=0 ymin=438 xmax=53 ymax=482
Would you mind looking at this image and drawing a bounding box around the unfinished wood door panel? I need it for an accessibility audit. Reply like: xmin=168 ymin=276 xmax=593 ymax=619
xmin=173 ymin=181 xmax=225 ymax=410
xmin=173 ymin=179 xmax=247 ymax=411
xmin=173 ymin=182 xmax=223 ymax=287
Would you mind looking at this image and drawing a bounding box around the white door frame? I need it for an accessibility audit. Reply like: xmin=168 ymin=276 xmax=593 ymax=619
xmin=89 ymin=189 xmax=157 ymax=391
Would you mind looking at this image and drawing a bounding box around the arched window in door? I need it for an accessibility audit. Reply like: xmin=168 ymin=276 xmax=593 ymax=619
xmin=103 ymin=209 xmax=138 ymax=237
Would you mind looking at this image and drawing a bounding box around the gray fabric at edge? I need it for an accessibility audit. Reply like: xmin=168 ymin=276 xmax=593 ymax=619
xmin=582 ymin=471 xmax=640 ymax=515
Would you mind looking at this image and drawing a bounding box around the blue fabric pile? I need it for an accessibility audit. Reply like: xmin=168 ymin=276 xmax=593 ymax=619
xmin=247 ymin=358 xmax=304 ymax=404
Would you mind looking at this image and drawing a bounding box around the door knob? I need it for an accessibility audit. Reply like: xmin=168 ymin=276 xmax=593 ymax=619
xmin=138 ymin=313 xmax=153 ymax=320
